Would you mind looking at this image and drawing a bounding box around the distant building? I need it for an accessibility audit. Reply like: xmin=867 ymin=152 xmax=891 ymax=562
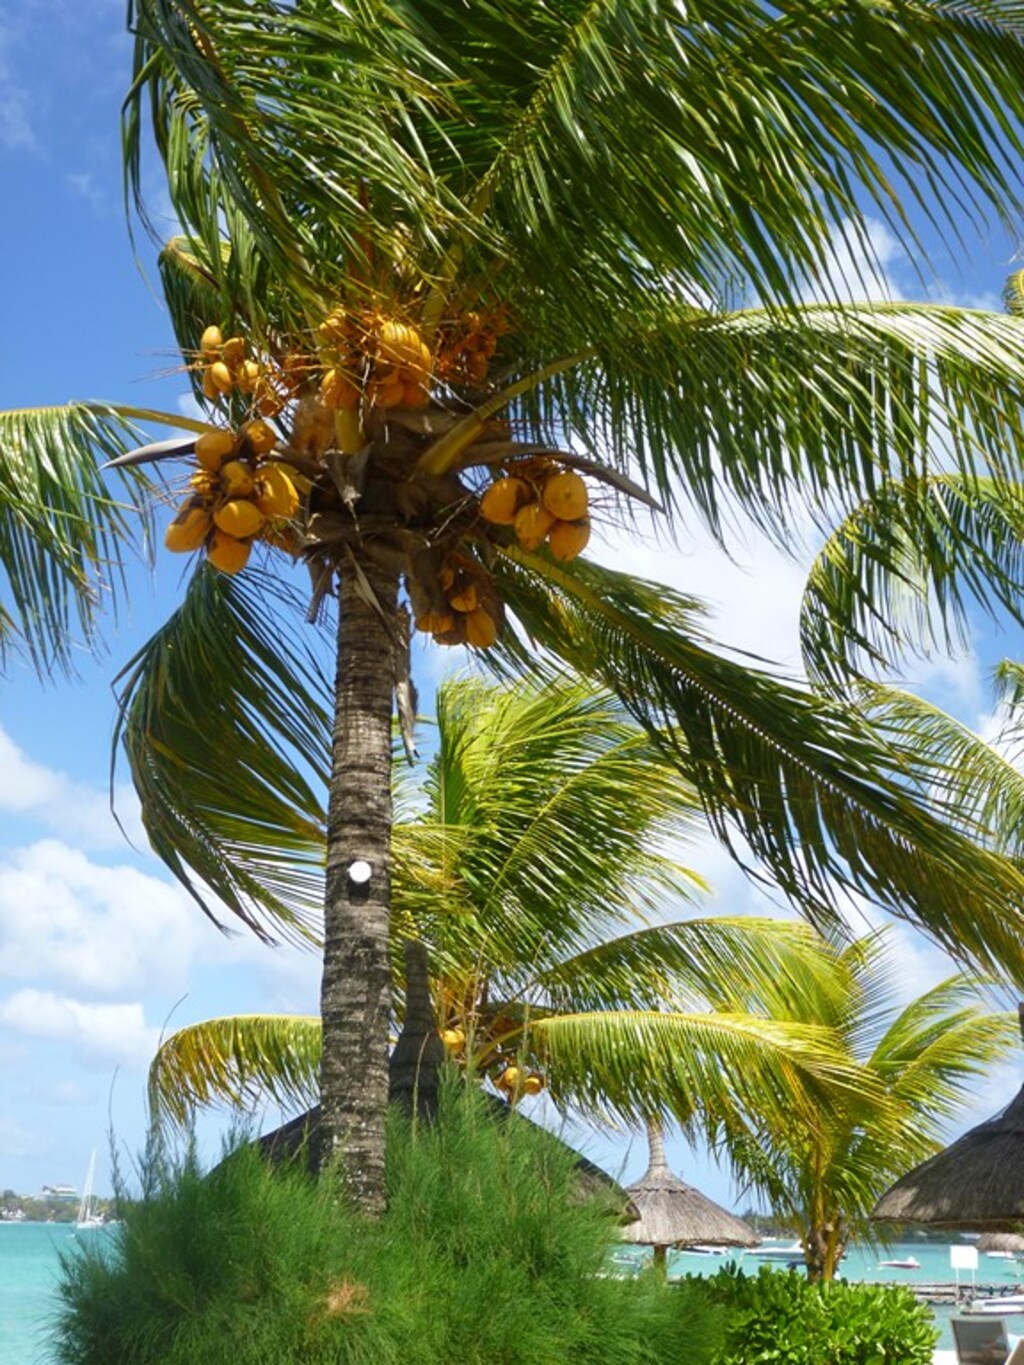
xmin=41 ymin=1184 xmax=77 ymax=1201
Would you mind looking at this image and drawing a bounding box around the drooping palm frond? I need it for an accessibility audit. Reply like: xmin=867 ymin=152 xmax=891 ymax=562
xmin=494 ymin=550 xmax=1024 ymax=980
xmin=530 ymin=1009 xmax=881 ymax=1136
xmin=801 ymin=475 xmax=1024 ymax=690
xmin=148 ymin=1014 xmax=321 ymax=1127
xmin=0 ymin=403 xmax=152 ymax=676
xmin=530 ymin=918 xmax=851 ymax=1021
xmin=114 ymin=564 xmax=332 ymax=941
xmin=571 ymin=305 xmax=1024 ymax=535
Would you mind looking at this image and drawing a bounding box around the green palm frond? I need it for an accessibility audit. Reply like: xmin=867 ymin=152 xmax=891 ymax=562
xmin=0 ymin=403 xmax=153 ymax=676
xmin=397 ymin=676 xmax=707 ymax=976
xmin=532 ymin=918 xmax=851 ymax=1020
xmin=114 ymin=565 xmax=331 ymax=942
xmin=149 ymin=1014 xmax=321 ymax=1127
xmin=495 ymin=550 xmax=1024 ymax=980
xmin=125 ymin=0 xmax=1024 ymax=317
xmin=531 ymin=1009 xmax=881 ymax=1135
xmin=801 ymin=475 xmax=1024 ymax=690
xmin=576 ymin=305 xmax=1024 ymax=534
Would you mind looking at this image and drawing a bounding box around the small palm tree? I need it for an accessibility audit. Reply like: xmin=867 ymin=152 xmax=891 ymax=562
xmin=9 ymin=0 xmax=1024 ymax=1210
xmin=149 ymin=676 xmax=875 ymax=1149
xmin=718 ymin=934 xmax=1018 ymax=1281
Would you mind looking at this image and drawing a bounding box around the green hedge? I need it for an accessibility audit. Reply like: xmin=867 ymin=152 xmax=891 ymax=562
xmin=54 ymin=1083 xmax=724 ymax=1365
xmin=695 ymin=1263 xmax=938 ymax=1365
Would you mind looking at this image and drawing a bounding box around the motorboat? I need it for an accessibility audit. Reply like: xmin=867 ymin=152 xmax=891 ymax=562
xmin=879 ymin=1256 xmax=920 ymax=1270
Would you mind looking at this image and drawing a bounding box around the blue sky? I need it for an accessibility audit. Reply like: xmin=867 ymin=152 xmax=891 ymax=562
xmin=1 ymin=0 xmax=1023 ymax=1213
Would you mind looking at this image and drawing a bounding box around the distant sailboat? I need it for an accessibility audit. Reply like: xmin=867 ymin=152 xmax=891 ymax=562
xmin=75 ymin=1151 xmax=104 ymax=1230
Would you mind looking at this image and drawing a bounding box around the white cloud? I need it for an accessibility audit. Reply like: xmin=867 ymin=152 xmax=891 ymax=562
xmin=0 ymin=724 xmax=145 ymax=849
xmin=798 ymin=217 xmax=904 ymax=305
xmin=0 ymin=839 xmax=207 ymax=997
xmin=0 ymin=990 xmax=159 ymax=1070
xmin=0 ymin=1116 xmax=39 ymax=1159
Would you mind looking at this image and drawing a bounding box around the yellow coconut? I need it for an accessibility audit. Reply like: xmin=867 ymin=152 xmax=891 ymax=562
xmin=541 ymin=469 xmax=588 ymax=521
xmin=209 ymin=360 xmax=235 ymax=394
xmin=207 ymin=530 xmax=251 ymax=575
xmin=195 ymin=429 xmax=236 ymax=471
xmin=255 ymin=464 xmax=299 ymax=518
xmin=522 ymin=1074 xmax=543 ymax=1096
xmin=242 ymin=419 xmax=278 ymax=456
xmin=321 ymin=368 xmax=360 ymax=411
xmin=201 ymin=368 xmax=221 ymax=402
xmin=378 ymin=320 xmax=425 ymax=369
xmin=441 ymin=1028 xmax=465 ymax=1051
xmin=213 ymin=498 xmax=266 ymax=539
xmin=465 ymin=606 xmax=499 ymax=648
xmin=219 ymin=460 xmax=256 ymax=498
xmin=221 ymin=336 xmax=246 ymax=367
xmin=547 ymin=517 xmax=591 ymax=562
xmin=415 ymin=610 xmax=456 ymax=636
xmin=480 ymin=476 xmax=528 ymax=526
xmin=500 ymin=1066 xmax=521 ymax=1092
xmin=513 ymin=501 xmax=556 ymax=551
xmin=372 ymin=375 xmax=406 ymax=408
xmin=237 ymin=359 xmax=261 ymax=394
xmin=448 ymin=581 xmax=479 ymax=614
xmin=200 ymin=324 xmax=223 ymax=356
xmin=164 ymin=498 xmax=211 ymax=553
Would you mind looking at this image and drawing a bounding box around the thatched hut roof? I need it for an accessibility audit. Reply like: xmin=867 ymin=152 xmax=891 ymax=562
xmin=978 ymin=1232 xmax=1024 ymax=1253
xmin=619 ymin=1122 xmax=759 ymax=1249
xmin=873 ymin=1006 xmax=1024 ymax=1232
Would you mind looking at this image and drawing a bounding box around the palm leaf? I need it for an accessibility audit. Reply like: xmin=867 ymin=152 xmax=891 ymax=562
xmin=801 ymin=475 xmax=1024 ymax=689
xmin=494 ymin=549 xmax=1024 ymax=980
xmin=149 ymin=1014 xmax=321 ymax=1127
xmin=0 ymin=403 xmax=153 ymax=676
xmin=113 ymin=564 xmax=332 ymax=942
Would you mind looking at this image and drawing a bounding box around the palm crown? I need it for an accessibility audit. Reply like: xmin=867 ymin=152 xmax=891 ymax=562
xmin=7 ymin=0 xmax=1024 ymax=1209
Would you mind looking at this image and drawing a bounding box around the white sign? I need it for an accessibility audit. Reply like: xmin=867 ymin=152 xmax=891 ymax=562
xmin=951 ymin=1246 xmax=979 ymax=1270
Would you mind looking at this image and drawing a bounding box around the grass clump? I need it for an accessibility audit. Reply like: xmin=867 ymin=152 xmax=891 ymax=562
xmin=55 ymin=1081 xmax=723 ymax=1364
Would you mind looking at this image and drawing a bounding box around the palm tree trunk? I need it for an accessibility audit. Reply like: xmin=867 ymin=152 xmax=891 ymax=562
xmin=389 ymin=937 xmax=447 ymax=1121
xmin=318 ymin=553 xmax=398 ymax=1215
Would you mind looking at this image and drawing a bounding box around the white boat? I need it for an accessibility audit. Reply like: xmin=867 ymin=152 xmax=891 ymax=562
xmin=964 ymin=1296 xmax=1024 ymax=1316
xmin=75 ymin=1151 xmax=104 ymax=1230
xmin=745 ymin=1242 xmax=804 ymax=1260
xmin=879 ymin=1256 xmax=920 ymax=1270
xmin=682 ymin=1245 xmax=732 ymax=1256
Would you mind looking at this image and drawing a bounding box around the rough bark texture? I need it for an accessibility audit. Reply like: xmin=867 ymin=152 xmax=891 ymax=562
xmin=388 ymin=937 xmax=447 ymax=1121
xmin=318 ymin=554 xmax=398 ymax=1215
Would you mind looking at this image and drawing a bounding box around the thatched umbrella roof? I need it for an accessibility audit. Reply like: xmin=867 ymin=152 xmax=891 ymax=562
xmin=978 ymin=1232 xmax=1024 ymax=1253
xmin=620 ymin=1122 xmax=759 ymax=1254
xmin=873 ymin=1006 xmax=1024 ymax=1232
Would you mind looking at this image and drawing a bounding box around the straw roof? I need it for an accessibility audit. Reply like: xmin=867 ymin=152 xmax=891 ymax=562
xmin=873 ymin=1007 xmax=1024 ymax=1232
xmin=620 ymin=1122 xmax=759 ymax=1249
xmin=978 ymin=1232 xmax=1024 ymax=1253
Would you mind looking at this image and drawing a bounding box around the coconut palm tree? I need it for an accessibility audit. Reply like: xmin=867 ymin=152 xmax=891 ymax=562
xmin=147 ymin=675 xmax=881 ymax=1157
xmin=11 ymin=0 xmax=1024 ymax=1212
xmin=717 ymin=934 xmax=1018 ymax=1281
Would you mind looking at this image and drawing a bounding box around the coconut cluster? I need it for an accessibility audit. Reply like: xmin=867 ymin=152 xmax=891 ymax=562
xmin=164 ymin=420 xmax=300 ymax=574
xmin=318 ymin=310 xmax=433 ymax=411
xmin=495 ymin=1061 xmax=544 ymax=1098
xmin=412 ymin=552 xmax=504 ymax=649
xmin=480 ymin=458 xmax=591 ymax=562
xmin=434 ymin=309 xmax=509 ymax=386
xmin=196 ymin=325 xmax=291 ymax=416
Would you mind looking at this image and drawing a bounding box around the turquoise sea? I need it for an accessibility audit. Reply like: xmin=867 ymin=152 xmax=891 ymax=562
xmin=3 ymin=1222 xmax=1022 ymax=1360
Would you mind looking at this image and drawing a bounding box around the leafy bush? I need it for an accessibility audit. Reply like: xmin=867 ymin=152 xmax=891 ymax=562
xmin=55 ymin=1082 xmax=724 ymax=1365
xmin=697 ymin=1263 xmax=938 ymax=1365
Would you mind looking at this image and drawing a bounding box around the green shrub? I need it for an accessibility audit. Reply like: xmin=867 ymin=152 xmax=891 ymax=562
xmin=697 ymin=1264 xmax=938 ymax=1365
xmin=54 ymin=1082 xmax=724 ymax=1365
